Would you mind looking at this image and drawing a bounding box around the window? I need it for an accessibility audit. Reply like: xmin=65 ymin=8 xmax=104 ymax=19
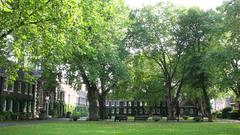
xmin=27 ymin=83 xmax=31 ymax=95
xmin=78 ymin=97 xmax=81 ymax=105
xmin=111 ymin=109 xmax=115 ymax=114
xmin=21 ymin=82 xmax=25 ymax=94
xmin=116 ymin=101 xmax=119 ymax=106
xmin=18 ymin=82 xmax=22 ymax=93
xmin=7 ymin=81 xmax=14 ymax=92
xmin=3 ymin=78 xmax=7 ymax=91
xmin=8 ymin=100 xmax=13 ymax=112
xmin=134 ymin=101 xmax=137 ymax=106
xmin=128 ymin=109 xmax=131 ymax=114
xmin=116 ymin=108 xmax=119 ymax=114
xmin=157 ymin=109 xmax=160 ymax=113
xmin=30 ymin=84 xmax=34 ymax=95
xmin=124 ymin=109 xmax=127 ymax=114
xmin=3 ymin=100 xmax=7 ymax=112
xmin=180 ymin=109 xmax=184 ymax=115
xmin=3 ymin=78 xmax=14 ymax=92
xmin=106 ymin=100 xmax=109 ymax=106
xmin=25 ymin=83 xmax=29 ymax=94
xmin=128 ymin=102 xmax=132 ymax=107
xmin=190 ymin=109 xmax=194 ymax=115
xmin=28 ymin=101 xmax=32 ymax=112
xmin=139 ymin=109 xmax=143 ymax=114
xmin=124 ymin=101 xmax=127 ymax=107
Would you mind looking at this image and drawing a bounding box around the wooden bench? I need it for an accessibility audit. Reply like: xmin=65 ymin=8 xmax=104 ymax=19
xmin=114 ymin=115 xmax=127 ymax=121
xmin=134 ymin=115 xmax=148 ymax=121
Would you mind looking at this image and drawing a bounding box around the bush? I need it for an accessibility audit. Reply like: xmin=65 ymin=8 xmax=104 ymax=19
xmin=72 ymin=112 xmax=80 ymax=121
xmin=11 ymin=113 xmax=19 ymax=120
xmin=2 ymin=112 xmax=12 ymax=121
xmin=49 ymin=109 xmax=58 ymax=118
xmin=222 ymin=107 xmax=233 ymax=118
xmin=183 ymin=115 xmax=189 ymax=120
xmin=26 ymin=112 xmax=32 ymax=119
xmin=0 ymin=115 xmax=4 ymax=122
xmin=66 ymin=112 xmax=71 ymax=118
xmin=193 ymin=116 xmax=203 ymax=122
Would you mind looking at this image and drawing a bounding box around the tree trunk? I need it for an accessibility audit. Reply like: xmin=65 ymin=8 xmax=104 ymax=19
xmin=98 ymin=94 xmax=107 ymax=120
xmin=87 ymin=87 xmax=99 ymax=121
xmin=167 ymin=101 xmax=176 ymax=120
xmin=165 ymin=82 xmax=176 ymax=120
xmin=202 ymin=86 xmax=212 ymax=122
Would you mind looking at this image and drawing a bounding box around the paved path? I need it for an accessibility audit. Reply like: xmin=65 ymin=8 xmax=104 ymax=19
xmin=0 ymin=118 xmax=71 ymax=127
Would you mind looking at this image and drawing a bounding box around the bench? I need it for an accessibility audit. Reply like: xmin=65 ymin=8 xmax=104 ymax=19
xmin=134 ymin=115 xmax=149 ymax=121
xmin=114 ymin=115 xmax=128 ymax=121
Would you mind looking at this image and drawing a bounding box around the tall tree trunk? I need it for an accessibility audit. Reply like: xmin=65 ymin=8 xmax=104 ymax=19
xmin=202 ymin=85 xmax=212 ymax=122
xmin=87 ymin=87 xmax=99 ymax=121
xmin=98 ymin=94 xmax=107 ymax=120
xmin=165 ymin=82 xmax=176 ymax=120
xmin=167 ymin=101 xmax=176 ymax=120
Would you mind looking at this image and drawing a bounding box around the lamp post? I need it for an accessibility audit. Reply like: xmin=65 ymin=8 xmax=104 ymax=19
xmin=45 ymin=96 xmax=50 ymax=118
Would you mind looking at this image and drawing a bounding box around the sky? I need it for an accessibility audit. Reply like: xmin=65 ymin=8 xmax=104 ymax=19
xmin=125 ymin=0 xmax=225 ymax=10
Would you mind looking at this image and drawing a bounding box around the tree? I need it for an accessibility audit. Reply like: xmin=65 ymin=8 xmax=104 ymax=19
xmin=127 ymin=3 xmax=187 ymax=120
xmin=64 ymin=0 xmax=129 ymax=121
xmin=218 ymin=0 xmax=240 ymax=100
xmin=0 ymin=0 xmax=79 ymax=79
xmin=175 ymin=8 xmax=221 ymax=121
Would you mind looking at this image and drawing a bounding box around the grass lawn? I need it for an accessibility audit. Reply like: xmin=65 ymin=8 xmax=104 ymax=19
xmin=0 ymin=121 xmax=239 ymax=135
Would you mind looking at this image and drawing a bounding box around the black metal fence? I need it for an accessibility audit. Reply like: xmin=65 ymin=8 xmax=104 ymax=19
xmin=106 ymin=101 xmax=199 ymax=117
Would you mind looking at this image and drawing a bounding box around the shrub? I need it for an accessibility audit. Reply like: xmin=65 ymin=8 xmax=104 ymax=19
xmin=183 ymin=115 xmax=189 ymax=120
xmin=26 ymin=112 xmax=32 ymax=119
xmin=3 ymin=112 xmax=12 ymax=121
xmin=66 ymin=112 xmax=71 ymax=118
xmin=72 ymin=112 xmax=80 ymax=121
xmin=11 ymin=113 xmax=19 ymax=120
xmin=193 ymin=116 xmax=202 ymax=122
xmin=222 ymin=107 xmax=233 ymax=118
xmin=49 ymin=109 xmax=58 ymax=118
xmin=0 ymin=115 xmax=4 ymax=122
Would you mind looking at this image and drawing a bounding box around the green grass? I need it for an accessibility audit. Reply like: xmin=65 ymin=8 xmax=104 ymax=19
xmin=0 ymin=121 xmax=239 ymax=135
